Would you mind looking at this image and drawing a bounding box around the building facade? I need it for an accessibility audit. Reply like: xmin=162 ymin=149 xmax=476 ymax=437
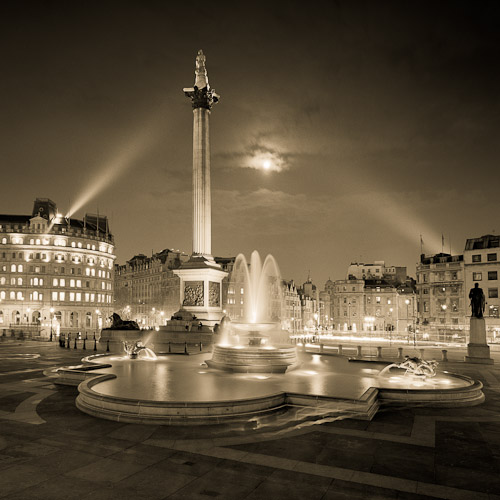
xmin=415 ymin=253 xmax=466 ymax=341
xmin=464 ymin=235 xmax=500 ymax=340
xmin=114 ymin=249 xmax=188 ymax=327
xmin=0 ymin=198 xmax=115 ymax=339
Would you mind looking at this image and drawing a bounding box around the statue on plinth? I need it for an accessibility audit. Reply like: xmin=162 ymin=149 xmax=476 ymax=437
xmin=108 ymin=312 xmax=140 ymax=330
xmin=469 ymin=283 xmax=485 ymax=319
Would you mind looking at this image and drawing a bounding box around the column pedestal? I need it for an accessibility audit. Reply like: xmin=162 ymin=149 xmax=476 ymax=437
xmin=465 ymin=318 xmax=494 ymax=364
xmin=174 ymin=256 xmax=227 ymax=325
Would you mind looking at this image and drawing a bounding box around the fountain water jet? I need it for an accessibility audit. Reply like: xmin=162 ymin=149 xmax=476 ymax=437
xmin=206 ymin=251 xmax=299 ymax=373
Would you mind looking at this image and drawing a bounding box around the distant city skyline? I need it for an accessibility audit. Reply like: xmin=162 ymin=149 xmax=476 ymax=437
xmin=1 ymin=1 xmax=499 ymax=286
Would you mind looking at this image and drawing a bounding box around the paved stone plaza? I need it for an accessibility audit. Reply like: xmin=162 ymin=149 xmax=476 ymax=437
xmin=1 ymin=340 xmax=500 ymax=500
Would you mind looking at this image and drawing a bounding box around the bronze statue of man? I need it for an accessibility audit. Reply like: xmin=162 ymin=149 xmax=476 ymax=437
xmin=469 ymin=283 xmax=485 ymax=318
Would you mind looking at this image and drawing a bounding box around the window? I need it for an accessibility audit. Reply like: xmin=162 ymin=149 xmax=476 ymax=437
xmin=473 ymin=272 xmax=482 ymax=281
xmin=376 ymin=296 xmax=381 ymax=303
xmin=488 ymin=288 xmax=498 ymax=298
xmin=472 ymin=254 xmax=481 ymax=263
xmin=423 ymin=302 xmax=429 ymax=312
xmin=489 ymin=305 xmax=499 ymax=318
xmin=423 ymin=288 xmax=429 ymax=294
xmin=487 ymin=253 xmax=497 ymax=262
xmin=59 ymin=291 xmax=65 ymax=301
xmin=488 ymin=271 xmax=498 ymax=280
xmin=452 ymin=272 xmax=458 ymax=280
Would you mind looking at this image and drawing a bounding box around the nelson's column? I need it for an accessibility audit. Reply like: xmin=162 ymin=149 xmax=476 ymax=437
xmin=174 ymin=50 xmax=227 ymax=323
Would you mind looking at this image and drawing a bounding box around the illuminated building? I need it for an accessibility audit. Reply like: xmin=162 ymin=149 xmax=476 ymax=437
xmin=464 ymin=235 xmax=500 ymax=340
xmin=114 ymin=249 xmax=188 ymax=327
xmin=282 ymin=280 xmax=302 ymax=332
xmin=416 ymin=253 xmax=466 ymax=340
xmin=347 ymin=261 xmax=407 ymax=286
xmin=114 ymin=253 xmax=238 ymax=327
xmin=331 ymin=277 xmax=416 ymax=336
xmin=0 ymin=198 xmax=115 ymax=338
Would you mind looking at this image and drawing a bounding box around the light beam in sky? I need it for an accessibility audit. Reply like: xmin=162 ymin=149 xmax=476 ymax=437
xmin=65 ymin=123 xmax=158 ymax=219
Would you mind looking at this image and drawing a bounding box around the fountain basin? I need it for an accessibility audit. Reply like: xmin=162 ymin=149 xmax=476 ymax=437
xmin=206 ymin=344 xmax=299 ymax=373
xmin=45 ymin=353 xmax=485 ymax=426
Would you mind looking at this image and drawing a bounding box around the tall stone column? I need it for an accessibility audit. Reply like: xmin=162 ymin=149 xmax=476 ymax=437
xmin=183 ymin=49 xmax=219 ymax=258
xmin=174 ymin=50 xmax=226 ymax=324
xmin=192 ymin=107 xmax=211 ymax=256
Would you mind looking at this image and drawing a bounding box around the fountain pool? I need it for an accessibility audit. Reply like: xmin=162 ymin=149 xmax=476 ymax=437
xmin=48 ymin=351 xmax=484 ymax=426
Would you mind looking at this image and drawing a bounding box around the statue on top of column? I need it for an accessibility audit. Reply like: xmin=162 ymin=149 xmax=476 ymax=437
xmin=183 ymin=49 xmax=220 ymax=110
xmin=195 ymin=50 xmax=208 ymax=89
xmin=469 ymin=283 xmax=485 ymax=318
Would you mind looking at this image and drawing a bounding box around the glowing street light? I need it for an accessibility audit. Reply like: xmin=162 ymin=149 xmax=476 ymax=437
xmin=49 ymin=307 xmax=55 ymax=341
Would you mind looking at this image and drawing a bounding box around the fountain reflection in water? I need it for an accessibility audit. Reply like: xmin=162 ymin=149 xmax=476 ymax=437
xmin=207 ymin=251 xmax=299 ymax=373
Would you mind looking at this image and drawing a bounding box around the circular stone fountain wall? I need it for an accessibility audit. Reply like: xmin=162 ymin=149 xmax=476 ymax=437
xmin=206 ymin=344 xmax=299 ymax=373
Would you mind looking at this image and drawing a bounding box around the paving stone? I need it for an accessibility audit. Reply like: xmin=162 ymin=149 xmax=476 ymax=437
xmin=153 ymin=451 xmax=221 ymax=477
xmin=116 ymin=466 xmax=196 ymax=499
xmin=65 ymin=457 xmax=149 ymax=483
xmin=435 ymin=464 xmax=500 ymax=494
xmin=1 ymin=475 xmax=102 ymax=500
xmin=323 ymin=478 xmax=399 ymax=499
xmin=21 ymin=448 xmax=101 ymax=475
xmin=167 ymin=470 xmax=263 ymax=500
xmin=0 ymin=464 xmax=52 ymax=497
xmin=109 ymin=443 xmax=177 ymax=466
xmin=315 ymin=446 xmax=373 ymax=472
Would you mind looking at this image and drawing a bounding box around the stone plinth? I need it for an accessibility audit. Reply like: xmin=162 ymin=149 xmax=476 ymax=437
xmin=465 ymin=318 xmax=494 ymax=364
xmin=174 ymin=257 xmax=227 ymax=323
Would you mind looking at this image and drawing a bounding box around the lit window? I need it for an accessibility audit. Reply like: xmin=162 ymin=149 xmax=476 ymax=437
xmin=76 ymin=292 xmax=81 ymax=301
xmin=59 ymin=292 xmax=65 ymax=301
xmin=52 ymin=292 xmax=58 ymax=301
xmin=76 ymin=279 xmax=81 ymax=287
xmin=70 ymin=279 xmax=75 ymax=287
xmin=69 ymin=292 xmax=75 ymax=302
xmin=18 ymin=264 xmax=23 ymax=273
xmin=60 ymin=278 xmax=65 ymax=287
xmin=16 ymin=292 xmax=23 ymax=300
xmin=53 ymin=278 xmax=58 ymax=286
xmin=473 ymin=272 xmax=482 ymax=281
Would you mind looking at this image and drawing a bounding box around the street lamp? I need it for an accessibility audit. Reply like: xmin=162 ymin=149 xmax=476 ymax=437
xmin=49 ymin=307 xmax=55 ymax=341
xmin=389 ymin=308 xmax=393 ymax=345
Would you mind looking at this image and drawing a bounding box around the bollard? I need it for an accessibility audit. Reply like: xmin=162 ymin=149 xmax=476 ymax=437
xmin=168 ymin=342 xmax=171 ymax=353
xmin=184 ymin=341 xmax=188 ymax=354
xmin=441 ymin=349 xmax=448 ymax=362
xmin=357 ymin=345 xmax=362 ymax=357
xmin=106 ymin=340 xmax=110 ymax=352
xmin=320 ymin=343 xmax=324 ymax=353
xmin=377 ymin=346 xmax=383 ymax=358
xmin=200 ymin=342 xmax=202 ymax=352
xmin=67 ymin=335 xmax=71 ymax=348
xmin=74 ymin=337 xmax=77 ymax=349
xmin=83 ymin=339 xmax=86 ymax=350
xmin=419 ymin=348 xmax=425 ymax=359
xmin=338 ymin=345 xmax=343 ymax=355
xmin=93 ymin=338 xmax=97 ymax=351
xmin=397 ymin=347 xmax=404 ymax=360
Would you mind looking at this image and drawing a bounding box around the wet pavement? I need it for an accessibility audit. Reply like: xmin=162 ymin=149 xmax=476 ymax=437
xmin=1 ymin=340 xmax=500 ymax=499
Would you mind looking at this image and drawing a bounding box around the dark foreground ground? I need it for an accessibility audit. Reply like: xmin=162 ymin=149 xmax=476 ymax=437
xmin=1 ymin=340 xmax=500 ymax=500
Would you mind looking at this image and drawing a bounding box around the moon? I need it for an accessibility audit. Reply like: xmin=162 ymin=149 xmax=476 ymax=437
xmin=262 ymin=160 xmax=271 ymax=170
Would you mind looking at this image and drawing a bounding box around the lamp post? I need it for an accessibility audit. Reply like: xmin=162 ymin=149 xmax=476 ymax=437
xmin=95 ymin=309 xmax=100 ymax=339
xmin=405 ymin=299 xmax=410 ymax=344
xmin=389 ymin=307 xmax=393 ymax=345
xmin=49 ymin=307 xmax=54 ymax=341
xmin=441 ymin=304 xmax=447 ymax=343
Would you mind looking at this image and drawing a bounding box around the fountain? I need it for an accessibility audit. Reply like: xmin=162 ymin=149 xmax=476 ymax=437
xmin=206 ymin=251 xmax=299 ymax=373
xmin=123 ymin=340 xmax=157 ymax=360
xmin=378 ymin=355 xmax=438 ymax=380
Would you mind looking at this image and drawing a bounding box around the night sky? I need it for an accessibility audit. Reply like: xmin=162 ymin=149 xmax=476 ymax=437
xmin=1 ymin=1 xmax=499 ymax=286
